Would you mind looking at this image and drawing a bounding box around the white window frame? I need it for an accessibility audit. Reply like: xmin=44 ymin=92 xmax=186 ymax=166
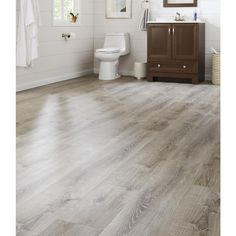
xmin=52 ymin=0 xmax=82 ymax=27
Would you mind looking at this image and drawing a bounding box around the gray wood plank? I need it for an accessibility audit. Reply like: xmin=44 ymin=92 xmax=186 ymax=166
xmin=16 ymin=76 xmax=220 ymax=236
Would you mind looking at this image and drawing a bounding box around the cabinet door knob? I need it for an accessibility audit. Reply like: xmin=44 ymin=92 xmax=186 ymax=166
xmin=157 ymin=64 xmax=161 ymax=68
xmin=183 ymin=65 xmax=187 ymax=69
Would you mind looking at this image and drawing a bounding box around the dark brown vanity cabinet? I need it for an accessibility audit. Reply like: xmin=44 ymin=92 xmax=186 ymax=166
xmin=147 ymin=23 xmax=205 ymax=84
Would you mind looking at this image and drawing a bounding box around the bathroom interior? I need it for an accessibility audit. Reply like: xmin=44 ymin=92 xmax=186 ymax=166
xmin=16 ymin=0 xmax=220 ymax=90
xmin=16 ymin=0 xmax=221 ymax=235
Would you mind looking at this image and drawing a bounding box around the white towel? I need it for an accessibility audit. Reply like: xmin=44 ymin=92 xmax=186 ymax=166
xmin=16 ymin=0 xmax=40 ymax=67
xmin=139 ymin=6 xmax=150 ymax=31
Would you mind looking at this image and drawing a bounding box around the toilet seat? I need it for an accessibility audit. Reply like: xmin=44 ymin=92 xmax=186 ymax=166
xmin=96 ymin=47 xmax=120 ymax=54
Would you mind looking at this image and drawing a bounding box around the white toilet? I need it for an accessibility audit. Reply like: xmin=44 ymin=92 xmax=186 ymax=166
xmin=95 ymin=33 xmax=130 ymax=80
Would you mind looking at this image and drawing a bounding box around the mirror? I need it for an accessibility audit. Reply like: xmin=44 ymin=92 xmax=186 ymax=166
xmin=164 ymin=0 xmax=197 ymax=7
xmin=53 ymin=0 xmax=81 ymax=26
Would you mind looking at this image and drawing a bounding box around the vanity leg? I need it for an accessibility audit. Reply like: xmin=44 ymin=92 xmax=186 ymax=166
xmin=147 ymin=74 xmax=154 ymax=82
xmin=192 ymin=75 xmax=200 ymax=84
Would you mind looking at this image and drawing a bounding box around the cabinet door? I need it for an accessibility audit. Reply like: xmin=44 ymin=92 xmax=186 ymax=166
xmin=148 ymin=24 xmax=172 ymax=61
xmin=172 ymin=24 xmax=197 ymax=60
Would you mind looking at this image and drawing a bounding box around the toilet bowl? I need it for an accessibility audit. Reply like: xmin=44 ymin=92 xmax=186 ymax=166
xmin=95 ymin=33 xmax=130 ymax=81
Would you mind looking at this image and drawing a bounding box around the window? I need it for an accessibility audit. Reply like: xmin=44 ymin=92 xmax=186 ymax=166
xmin=53 ymin=0 xmax=81 ymax=26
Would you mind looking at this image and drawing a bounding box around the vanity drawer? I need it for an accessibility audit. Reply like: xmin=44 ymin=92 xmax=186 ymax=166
xmin=149 ymin=61 xmax=198 ymax=74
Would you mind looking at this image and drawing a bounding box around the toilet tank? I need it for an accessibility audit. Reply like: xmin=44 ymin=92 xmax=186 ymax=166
xmin=104 ymin=33 xmax=130 ymax=55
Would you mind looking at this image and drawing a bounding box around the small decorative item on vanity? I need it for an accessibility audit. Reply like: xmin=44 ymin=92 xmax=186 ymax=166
xmin=69 ymin=12 xmax=79 ymax=23
xmin=106 ymin=0 xmax=132 ymax=19
xmin=194 ymin=9 xmax=198 ymax=21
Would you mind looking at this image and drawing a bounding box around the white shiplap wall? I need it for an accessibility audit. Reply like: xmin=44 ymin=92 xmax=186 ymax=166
xmin=16 ymin=0 xmax=94 ymax=91
xmin=93 ymin=0 xmax=221 ymax=80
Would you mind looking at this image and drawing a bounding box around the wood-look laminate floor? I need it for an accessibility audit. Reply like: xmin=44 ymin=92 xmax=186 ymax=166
xmin=16 ymin=75 xmax=220 ymax=236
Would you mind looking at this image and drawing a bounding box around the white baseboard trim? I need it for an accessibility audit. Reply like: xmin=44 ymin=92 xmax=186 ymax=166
xmin=16 ymin=69 xmax=93 ymax=92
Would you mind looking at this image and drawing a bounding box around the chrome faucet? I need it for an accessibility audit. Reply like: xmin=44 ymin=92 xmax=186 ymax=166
xmin=175 ymin=12 xmax=180 ymax=21
xmin=175 ymin=12 xmax=184 ymax=21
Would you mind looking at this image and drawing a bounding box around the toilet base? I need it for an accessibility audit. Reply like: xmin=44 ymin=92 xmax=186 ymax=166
xmin=99 ymin=60 xmax=119 ymax=81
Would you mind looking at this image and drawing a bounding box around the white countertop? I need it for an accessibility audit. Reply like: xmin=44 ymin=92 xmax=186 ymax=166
xmin=147 ymin=20 xmax=203 ymax=24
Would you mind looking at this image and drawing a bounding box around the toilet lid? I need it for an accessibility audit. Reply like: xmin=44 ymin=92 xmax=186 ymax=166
xmin=96 ymin=47 xmax=120 ymax=54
